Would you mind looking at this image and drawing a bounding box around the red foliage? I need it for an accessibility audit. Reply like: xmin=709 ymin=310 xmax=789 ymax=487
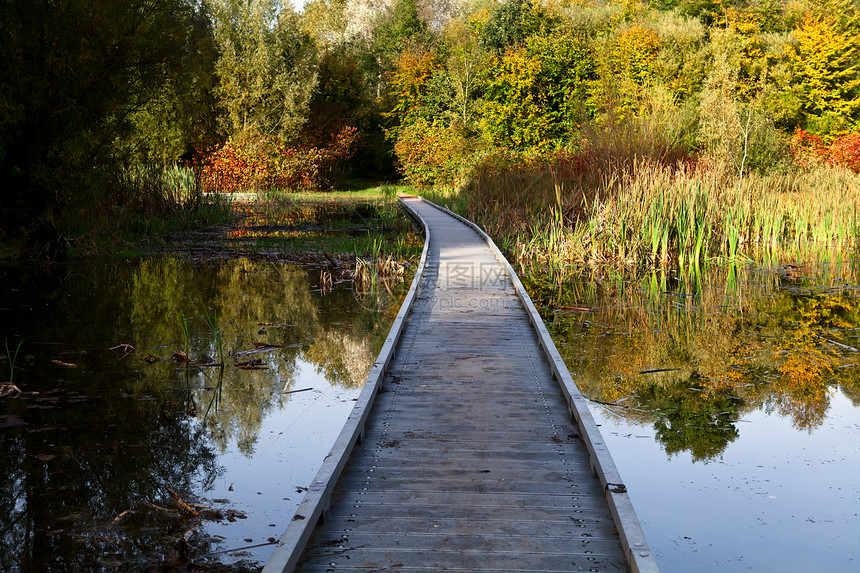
xmin=789 ymin=128 xmax=828 ymax=168
xmin=789 ymin=129 xmax=860 ymax=172
xmin=829 ymin=133 xmax=860 ymax=173
xmin=192 ymin=127 xmax=360 ymax=193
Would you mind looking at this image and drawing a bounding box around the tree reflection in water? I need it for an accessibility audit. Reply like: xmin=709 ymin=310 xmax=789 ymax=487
xmin=0 ymin=252 xmax=403 ymax=570
xmin=522 ymin=259 xmax=860 ymax=461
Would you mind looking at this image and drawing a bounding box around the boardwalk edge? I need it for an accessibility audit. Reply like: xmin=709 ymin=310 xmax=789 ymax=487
xmin=420 ymin=197 xmax=660 ymax=573
xmin=262 ymin=196 xmax=431 ymax=573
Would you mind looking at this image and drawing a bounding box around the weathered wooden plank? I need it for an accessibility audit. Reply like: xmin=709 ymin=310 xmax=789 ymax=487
xmin=320 ymin=501 xmax=620 ymax=522
xmin=298 ymin=547 xmax=626 ymax=572
xmin=266 ymin=197 xmax=657 ymax=573
xmin=305 ymin=532 xmax=625 ymax=556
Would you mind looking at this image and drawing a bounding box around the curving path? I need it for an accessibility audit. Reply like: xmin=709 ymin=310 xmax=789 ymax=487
xmin=264 ymin=197 xmax=658 ymax=573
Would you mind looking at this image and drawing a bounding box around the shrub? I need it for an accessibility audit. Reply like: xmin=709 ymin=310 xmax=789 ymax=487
xmin=829 ymin=132 xmax=860 ymax=172
xmin=789 ymin=128 xmax=828 ymax=167
xmin=393 ymin=120 xmax=476 ymax=187
xmin=196 ymin=127 xmax=360 ymax=193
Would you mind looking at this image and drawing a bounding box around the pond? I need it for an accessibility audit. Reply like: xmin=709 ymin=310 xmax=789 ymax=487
xmin=0 ymin=201 xmax=418 ymax=571
xmin=521 ymin=259 xmax=860 ymax=572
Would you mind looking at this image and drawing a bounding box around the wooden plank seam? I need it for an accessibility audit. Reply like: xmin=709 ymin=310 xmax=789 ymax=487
xmin=420 ymin=197 xmax=659 ymax=573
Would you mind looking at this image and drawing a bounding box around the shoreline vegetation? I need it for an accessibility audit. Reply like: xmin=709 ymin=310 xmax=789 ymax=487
xmin=424 ymin=155 xmax=860 ymax=278
xmin=1 ymin=0 xmax=859 ymax=272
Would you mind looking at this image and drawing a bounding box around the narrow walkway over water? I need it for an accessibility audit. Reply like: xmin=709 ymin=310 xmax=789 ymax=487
xmin=265 ymin=197 xmax=657 ymax=572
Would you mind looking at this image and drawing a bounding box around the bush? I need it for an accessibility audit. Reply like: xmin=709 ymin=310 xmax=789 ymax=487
xmin=196 ymin=127 xmax=360 ymax=193
xmin=830 ymin=133 xmax=860 ymax=173
xmin=789 ymin=128 xmax=828 ymax=168
xmin=393 ymin=120 xmax=477 ymax=187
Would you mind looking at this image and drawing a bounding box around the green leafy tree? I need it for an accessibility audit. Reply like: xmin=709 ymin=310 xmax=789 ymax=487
xmin=480 ymin=0 xmax=557 ymax=54
xmin=480 ymin=32 xmax=593 ymax=151
xmin=0 ymin=0 xmax=215 ymax=230
xmin=303 ymin=47 xmax=371 ymax=146
xmin=208 ymin=0 xmax=318 ymax=144
xmin=124 ymin=14 xmax=221 ymax=166
xmin=369 ymin=0 xmax=430 ymax=95
xmin=443 ymin=14 xmax=489 ymax=126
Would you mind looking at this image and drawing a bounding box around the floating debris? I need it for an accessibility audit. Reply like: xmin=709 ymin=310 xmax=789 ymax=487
xmin=235 ymin=358 xmax=267 ymax=370
xmin=109 ymin=343 xmax=136 ymax=356
xmin=0 ymin=383 xmax=21 ymax=399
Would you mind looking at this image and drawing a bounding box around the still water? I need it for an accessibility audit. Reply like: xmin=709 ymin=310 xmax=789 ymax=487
xmin=0 ymin=255 xmax=404 ymax=571
xmin=523 ymin=261 xmax=860 ymax=572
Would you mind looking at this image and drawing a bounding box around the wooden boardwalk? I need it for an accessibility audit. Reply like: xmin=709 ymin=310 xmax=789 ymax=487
xmin=264 ymin=197 xmax=657 ymax=573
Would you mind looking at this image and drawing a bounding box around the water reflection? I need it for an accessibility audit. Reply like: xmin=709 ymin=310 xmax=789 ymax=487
xmin=522 ymin=260 xmax=860 ymax=460
xmin=0 ymin=254 xmax=402 ymax=570
xmin=523 ymin=259 xmax=860 ymax=571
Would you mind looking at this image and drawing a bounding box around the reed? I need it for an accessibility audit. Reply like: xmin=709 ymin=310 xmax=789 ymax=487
xmin=4 ymin=339 xmax=23 ymax=384
xmin=202 ymin=307 xmax=224 ymax=364
xmin=452 ymin=156 xmax=860 ymax=275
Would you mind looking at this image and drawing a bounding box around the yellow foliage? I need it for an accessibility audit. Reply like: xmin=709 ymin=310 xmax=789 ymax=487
xmin=787 ymin=13 xmax=860 ymax=118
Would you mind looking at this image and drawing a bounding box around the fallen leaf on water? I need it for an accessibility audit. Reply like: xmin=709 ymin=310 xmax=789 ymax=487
xmin=0 ymin=384 xmax=21 ymax=399
xmin=171 ymin=350 xmax=189 ymax=363
xmin=143 ymin=354 xmax=160 ymax=364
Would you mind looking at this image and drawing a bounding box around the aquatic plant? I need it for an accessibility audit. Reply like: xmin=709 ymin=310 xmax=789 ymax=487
xmin=179 ymin=315 xmax=194 ymax=357
xmin=202 ymin=307 xmax=224 ymax=364
xmin=449 ymin=155 xmax=860 ymax=274
xmin=3 ymin=339 xmax=22 ymax=384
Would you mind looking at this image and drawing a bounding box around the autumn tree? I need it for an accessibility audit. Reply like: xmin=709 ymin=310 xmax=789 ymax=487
xmin=301 ymin=0 xmax=350 ymax=47
xmin=480 ymin=32 xmax=593 ymax=151
xmin=385 ymin=47 xmax=441 ymax=137
xmin=785 ymin=13 xmax=860 ymax=136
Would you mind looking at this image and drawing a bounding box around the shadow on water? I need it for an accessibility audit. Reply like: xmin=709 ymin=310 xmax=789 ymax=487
xmin=0 ymin=202 xmax=417 ymax=571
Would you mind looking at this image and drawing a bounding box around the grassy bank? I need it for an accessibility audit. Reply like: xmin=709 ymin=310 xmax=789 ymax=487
xmin=1 ymin=166 xmax=235 ymax=260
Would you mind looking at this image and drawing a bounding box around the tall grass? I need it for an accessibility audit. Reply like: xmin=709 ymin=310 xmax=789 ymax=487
xmin=62 ymin=164 xmax=234 ymax=255
xmin=455 ymin=157 xmax=860 ymax=272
